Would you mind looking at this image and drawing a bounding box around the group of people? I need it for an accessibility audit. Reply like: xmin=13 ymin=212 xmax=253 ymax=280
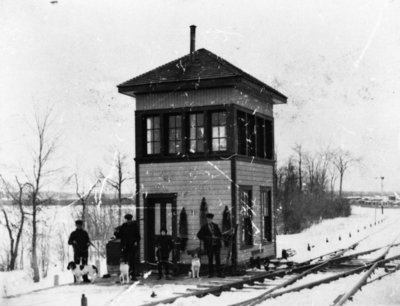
xmin=68 ymin=212 xmax=226 ymax=281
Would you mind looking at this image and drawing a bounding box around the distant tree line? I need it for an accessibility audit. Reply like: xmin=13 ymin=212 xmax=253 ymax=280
xmin=275 ymin=145 xmax=359 ymax=234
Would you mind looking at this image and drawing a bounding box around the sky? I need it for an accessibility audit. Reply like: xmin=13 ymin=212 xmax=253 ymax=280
xmin=0 ymin=0 xmax=399 ymax=193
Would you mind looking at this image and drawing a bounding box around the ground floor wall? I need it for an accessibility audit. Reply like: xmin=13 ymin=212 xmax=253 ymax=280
xmin=235 ymin=160 xmax=276 ymax=262
xmin=137 ymin=160 xmax=232 ymax=265
xmin=136 ymin=159 xmax=276 ymax=268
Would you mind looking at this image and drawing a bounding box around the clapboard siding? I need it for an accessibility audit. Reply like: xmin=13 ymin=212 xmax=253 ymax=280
xmin=138 ymin=160 xmax=232 ymax=263
xmin=235 ymin=161 xmax=276 ymax=260
xmin=136 ymin=88 xmax=273 ymax=117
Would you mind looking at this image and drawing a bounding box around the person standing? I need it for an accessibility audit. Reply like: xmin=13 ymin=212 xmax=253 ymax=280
xmin=115 ymin=213 xmax=140 ymax=281
xmin=197 ymin=213 xmax=223 ymax=277
xmin=155 ymin=228 xmax=173 ymax=280
xmin=68 ymin=220 xmax=91 ymax=283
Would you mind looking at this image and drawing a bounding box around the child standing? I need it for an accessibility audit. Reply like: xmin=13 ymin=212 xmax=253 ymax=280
xmin=156 ymin=228 xmax=173 ymax=280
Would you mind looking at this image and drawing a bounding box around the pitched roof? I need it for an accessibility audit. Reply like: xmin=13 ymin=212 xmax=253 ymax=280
xmin=118 ymin=48 xmax=287 ymax=102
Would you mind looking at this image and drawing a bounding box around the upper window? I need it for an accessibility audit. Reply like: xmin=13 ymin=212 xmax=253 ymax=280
xmin=146 ymin=116 xmax=160 ymax=155
xmin=168 ymin=115 xmax=182 ymax=154
xmin=237 ymin=110 xmax=274 ymax=160
xmin=189 ymin=113 xmax=205 ymax=153
xmin=211 ymin=111 xmax=227 ymax=152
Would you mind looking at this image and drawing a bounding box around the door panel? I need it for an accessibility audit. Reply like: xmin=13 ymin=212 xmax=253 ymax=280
xmin=144 ymin=194 xmax=177 ymax=264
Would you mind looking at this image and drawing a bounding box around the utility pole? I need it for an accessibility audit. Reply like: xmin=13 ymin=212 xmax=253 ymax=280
xmin=374 ymin=176 xmax=385 ymax=223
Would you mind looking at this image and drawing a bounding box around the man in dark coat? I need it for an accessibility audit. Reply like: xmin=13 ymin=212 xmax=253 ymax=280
xmin=114 ymin=213 xmax=140 ymax=281
xmin=155 ymin=228 xmax=173 ymax=280
xmin=197 ymin=213 xmax=223 ymax=277
xmin=68 ymin=220 xmax=91 ymax=282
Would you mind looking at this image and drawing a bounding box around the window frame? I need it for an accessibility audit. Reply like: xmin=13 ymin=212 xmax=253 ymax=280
xmin=188 ymin=112 xmax=205 ymax=154
xmin=239 ymin=185 xmax=254 ymax=248
xmin=167 ymin=114 xmax=183 ymax=155
xmin=145 ymin=115 xmax=161 ymax=155
xmin=210 ymin=111 xmax=228 ymax=153
xmin=260 ymin=186 xmax=273 ymax=243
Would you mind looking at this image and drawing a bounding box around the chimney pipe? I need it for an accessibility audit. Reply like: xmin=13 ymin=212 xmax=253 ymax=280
xmin=190 ymin=25 xmax=196 ymax=57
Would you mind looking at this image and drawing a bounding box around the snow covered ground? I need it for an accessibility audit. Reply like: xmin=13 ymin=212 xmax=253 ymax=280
xmin=2 ymin=206 xmax=400 ymax=306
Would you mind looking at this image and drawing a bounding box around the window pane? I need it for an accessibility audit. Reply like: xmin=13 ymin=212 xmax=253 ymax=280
xmin=146 ymin=118 xmax=152 ymax=129
xmin=219 ymin=126 xmax=226 ymax=137
xmin=220 ymin=138 xmax=227 ymax=151
xmin=190 ymin=141 xmax=196 ymax=153
xmin=197 ymin=113 xmax=204 ymax=126
xmin=147 ymin=143 xmax=152 ymax=154
xmin=212 ymin=139 xmax=219 ymax=151
xmin=154 ymin=117 xmax=160 ymax=129
xmin=212 ymin=127 xmax=219 ymax=138
xmin=211 ymin=112 xmax=219 ymax=125
xmin=169 ymin=116 xmax=174 ymax=126
xmin=147 ymin=130 xmax=153 ymax=142
xmin=175 ymin=129 xmax=181 ymax=139
xmin=197 ymin=141 xmax=204 ymax=152
xmin=169 ymin=141 xmax=175 ymax=154
xmin=197 ymin=127 xmax=204 ymax=138
xmin=154 ymin=130 xmax=160 ymax=141
xmin=190 ymin=114 xmax=196 ymax=127
xmin=220 ymin=112 xmax=227 ymax=125
xmin=154 ymin=142 xmax=160 ymax=154
xmin=176 ymin=115 xmax=181 ymax=127
xmin=190 ymin=128 xmax=196 ymax=139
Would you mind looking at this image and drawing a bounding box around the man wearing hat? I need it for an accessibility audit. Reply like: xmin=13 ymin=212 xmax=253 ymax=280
xmin=197 ymin=213 xmax=223 ymax=277
xmin=115 ymin=213 xmax=140 ymax=281
xmin=68 ymin=220 xmax=91 ymax=282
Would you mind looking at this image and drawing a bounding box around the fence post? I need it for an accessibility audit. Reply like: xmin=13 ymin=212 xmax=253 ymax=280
xmin=53 ymin=274 xmax=59 ymax=286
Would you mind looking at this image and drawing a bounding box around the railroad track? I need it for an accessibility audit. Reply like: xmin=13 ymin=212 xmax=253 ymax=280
xmin=229 ymin=237 xmax=400 ymax=306
xmin=138 ymin=239 xmax=398 ymax=306
xmin=331 ymin=235 xmax=400 ymax=306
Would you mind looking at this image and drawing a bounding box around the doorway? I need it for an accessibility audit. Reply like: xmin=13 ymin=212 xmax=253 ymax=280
xmin=144 ymin=193 xmax=178 ymax=264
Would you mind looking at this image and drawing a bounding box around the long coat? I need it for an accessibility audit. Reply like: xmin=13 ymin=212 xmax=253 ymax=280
xmin=114 ymin=221 xmax=140 ymax=251
xmin=197 ymin=222 xmax=222 ymax=250
xmin=68 ymin=229 xmax=90 ymax=252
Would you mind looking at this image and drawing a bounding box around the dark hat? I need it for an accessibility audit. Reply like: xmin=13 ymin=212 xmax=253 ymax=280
xmin=124 ymin=214 xmax=133 ymax=221
xmin=75 ymin=220 xmax=83 ymax=226
xmin=160 ymin=227 xmax=167 ymax=233
xmin=206 ymin=213 xmax=214 ymax=219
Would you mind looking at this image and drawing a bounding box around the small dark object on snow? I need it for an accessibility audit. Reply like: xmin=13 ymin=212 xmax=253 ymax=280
xmin=81 ymin=294 xmax=87 ymax=306
xmin=282 ymin=249 xmax=288 ymax=259
xmin=307 ymin=243 xmax=311 ymax=251
xmin=349 ymin=233 xmax=351 ymax=238
xmin=151 ymin=291 xmax=157 ymax=298
xmin=50 ymin=1 xmax=58 ymax=4
xmin=364 ymin=226 xmax=366 ymax=229
xmin=339 ymin=236 xmax=341 ymax=241
xmin=357 ymin=229 xmax=360 ymax=232
xmin=326 ymin=238 xmax=329 ymax=243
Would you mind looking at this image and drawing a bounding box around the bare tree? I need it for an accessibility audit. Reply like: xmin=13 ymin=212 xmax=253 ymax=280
xmin=28 ymin=110 xmax=58 ymax=282
xmin=72 ymin=174 xmax=99 ymax=224
xmin=292 ymin=144 xmax=304 ymax=192
xmin=101 ymin=152 xmax=132 ymax=224
xmin=0 ymin=176 xmax=28 ymax=270
xmin=333 ymin=149 xmax=360 ymax=198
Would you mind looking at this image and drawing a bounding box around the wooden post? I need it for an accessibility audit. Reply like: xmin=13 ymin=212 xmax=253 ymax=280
xmin=53 ymin=274 xmax=59 ymax=286
xmin=81 ymin=294 xmax=87 ymax=306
